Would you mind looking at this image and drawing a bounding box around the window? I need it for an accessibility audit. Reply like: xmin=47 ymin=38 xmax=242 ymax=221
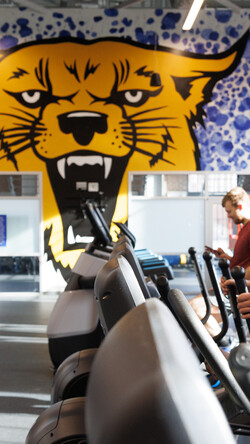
xmin=207 ymin=174 xmax=237 ymax=195
xmin=0 ymin=174 xmax=38 ymax=196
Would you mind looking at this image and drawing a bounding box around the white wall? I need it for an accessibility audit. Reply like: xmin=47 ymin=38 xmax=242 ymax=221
xmin=128 ymin=198 xmax=205 ymax=255
xmin=0 ymin=199 xmax=40 ymax=255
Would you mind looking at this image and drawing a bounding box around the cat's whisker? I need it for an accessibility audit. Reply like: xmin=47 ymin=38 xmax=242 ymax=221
xmin=136 ymin=138 xmax=169 ymax=146
xmin=150 ymin=155 xmax=175 ymax=167
xmin=128 ymin=106 xmax=169 ymax=120
xmin=123 ymin=135 xmax=175 ymax=151
xmin=14 ymin=123 xmax=45 ymax=130
xmin=1 ymin=126 xmax=44 ymax=134
xmin=122 ymin=140 xmax=174 ymax=166
xmin=1 ymin=136 xmax=36 ymax=150
xmin=122 ymin=125 xmax=180 ymax=131
xmin=0 ymin=112 xmax=37 ymax=124
xmin=11 ymin=107 xmax=44 ymax=123
xmin=133 ymin=118 xmax=178 ymax=125
xmin=121 ymin=116 xmax=176 ymax=126
xmin=0 ymin=140 xmax=38 ymax=160
xmin=122 ymin=130 xmax=157 ymax=137
xmin=122 ymin=140 xmax=151 ymax=157
xmin=3 ymin=131 xmax=42 ymax=140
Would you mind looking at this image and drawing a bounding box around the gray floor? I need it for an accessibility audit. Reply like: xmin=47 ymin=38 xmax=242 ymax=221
xmin=0 ymin=268 xmax=201 ymax=444
xmin=0 ymin=292 xmax=58 ymax=444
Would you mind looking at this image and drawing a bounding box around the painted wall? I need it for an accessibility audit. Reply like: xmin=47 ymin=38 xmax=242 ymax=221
xmin=0 ymin=7 xmax=249 ymax=288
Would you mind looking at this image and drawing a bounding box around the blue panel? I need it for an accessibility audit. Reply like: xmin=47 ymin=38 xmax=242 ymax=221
xmin=0 ymin=215 xmax=7 ymax=246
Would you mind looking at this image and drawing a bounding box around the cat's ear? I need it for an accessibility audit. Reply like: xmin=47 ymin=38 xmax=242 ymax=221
xmin=196 ymin=30 xmax=247 ymax=77
xmin=165 ymin=30 xmax=248 ymax=80
xmin=169 ymin=31 xmax=248 ymax=119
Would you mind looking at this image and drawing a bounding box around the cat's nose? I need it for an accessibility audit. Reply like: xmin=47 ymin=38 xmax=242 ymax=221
xmin=58 ymin=111 xmax=108 ymax=145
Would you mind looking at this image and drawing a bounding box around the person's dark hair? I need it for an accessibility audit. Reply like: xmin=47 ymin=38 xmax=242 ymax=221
xmin=222 ymin=186 xmax=249 ymax=208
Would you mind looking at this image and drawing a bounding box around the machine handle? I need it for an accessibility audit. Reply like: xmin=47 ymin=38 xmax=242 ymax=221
xmin=231 ymin=266 xmax=248 ymax=294
xmin=218 ymin=260 xmax=246 ymax=343
xmin=203 ymin=251 xmax=228 ymax=343
xmin=188 ymin=247 xmax=211 ymax=324
xmin=218 ymin=258 xmax=231 ymax=280
xmin=231 ymin=266 xmax=250 ymax=333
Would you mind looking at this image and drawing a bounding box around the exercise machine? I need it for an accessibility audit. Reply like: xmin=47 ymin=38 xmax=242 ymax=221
xmin=167 ymin=287 xmax=250 ymax=436
xmin=47 ymin=200 xmax=114 ymax=369
xmin=26 ymin=263 xmax=236 ymax=444
xmin=26 ymin=248 xmax=149 ymax=443
xmin=86 ymin=298 xmax=236 ymax=444
xmin=51 ymin=240 xmax=155 ymax=403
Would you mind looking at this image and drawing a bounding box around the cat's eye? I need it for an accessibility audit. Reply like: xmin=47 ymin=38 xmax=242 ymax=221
xmin=88 ymin=86 xmax=163 ymax=108
xmin=124 ymin=90 xmax=143 ymax=104
xmin=115 ymin=89 xmax=152 ymax=107
xmin=113 ymin=88 xmax=163 ymax=108
xmin=121 ymin=89 xmax=149 ymax=107
xmin=4 ymin=89 xmax=52 ymax=109
xmin=21 ymin=91 xmax=41 ymax=104
xmin=5 ymin=89 xmax=77 ymax=109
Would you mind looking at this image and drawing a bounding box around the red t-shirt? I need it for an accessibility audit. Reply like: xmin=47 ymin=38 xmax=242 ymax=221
xmin=230 ymin=221 xmax=250 ymax=270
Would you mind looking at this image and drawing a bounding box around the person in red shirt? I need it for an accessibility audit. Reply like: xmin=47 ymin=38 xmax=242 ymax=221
xmin=189 ymin=186 xmax=250 ymax=337
xmin=206 ymin=187 xmax=250 ymax=273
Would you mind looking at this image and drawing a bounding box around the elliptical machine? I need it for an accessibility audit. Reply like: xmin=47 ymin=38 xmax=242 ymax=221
xmin=47 ymin=200 xmax=114 ymax=370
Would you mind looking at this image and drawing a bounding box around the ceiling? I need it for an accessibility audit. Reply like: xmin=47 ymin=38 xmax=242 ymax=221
xmin=0 ymin=0 xmax=249 ymax=11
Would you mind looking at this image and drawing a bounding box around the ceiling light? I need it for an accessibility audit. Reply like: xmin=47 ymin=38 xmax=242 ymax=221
xmin=182 ymin=0 xmax=205 ymax=31
xmin=13 ymin=0 xmax=47 ymax=13
xmin=214 ymin=0 xmax=241 ymax=13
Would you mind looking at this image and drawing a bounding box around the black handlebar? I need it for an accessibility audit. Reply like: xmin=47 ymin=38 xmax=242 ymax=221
xmin=83 ymin=201 xmax=112 ymax=247
xmin=203 ymin=251 xmax=229 ymax=343
xmin=231 ymin=266 xmax=248 ymax=293
xmin=113 ymin=222 xmax=136 ymax=248
xmin=218 ymin=259 xmax=247 ymax=343
xmin=218 ymin=259 xmax=231 ymax=280
xmin=188 ymin=247 xmax=211 ymax=324
xmin=231 ymin=266 xmax=250 ymax=334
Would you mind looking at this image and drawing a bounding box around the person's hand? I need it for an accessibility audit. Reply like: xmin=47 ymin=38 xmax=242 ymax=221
xmin=237 ymin=293 xmax=250 ymax=319
xmin=205 ymin=246 xmax=231 ymax=260
xmin=214 ymin=247 xmax=231 ymax=259
xmin=220 ymin=276 xmax=236 ymax=295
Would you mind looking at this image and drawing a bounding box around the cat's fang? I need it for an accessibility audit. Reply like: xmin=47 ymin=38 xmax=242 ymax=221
xmin=104 ymin=157 xmax=112 ymax=179
xmin=57 ymin=158 xmax=66 ymax=179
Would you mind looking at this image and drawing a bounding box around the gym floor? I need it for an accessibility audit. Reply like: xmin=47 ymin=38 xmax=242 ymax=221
xmin=0 ymin=292 xmax=58 ymax=444
xmin=0 ymin=270 xmax=201 ymax=444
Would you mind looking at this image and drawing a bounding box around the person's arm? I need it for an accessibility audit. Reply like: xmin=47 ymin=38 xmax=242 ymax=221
xmin=214 ymin=248 xmax=232 ymax=260
xmin=244 ymin=266 xmax=250 ymax=280
xmin=237 ymin=293 xmax=250 ymax=319
xmin=205 ymin=246 xmax=232 ymax=261
xmin=220 ymin=277 xmax=250 ymax=295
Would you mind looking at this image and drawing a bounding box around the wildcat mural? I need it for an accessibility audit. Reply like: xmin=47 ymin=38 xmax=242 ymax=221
xmin=0 ymin=34 xmax=248 ymax=279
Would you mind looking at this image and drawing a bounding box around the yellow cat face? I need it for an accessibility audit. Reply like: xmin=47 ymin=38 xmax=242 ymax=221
xmin=0 ymin=36 xmax=247 ymax=277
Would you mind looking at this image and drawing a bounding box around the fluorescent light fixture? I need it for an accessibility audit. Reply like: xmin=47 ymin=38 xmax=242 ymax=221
xmin=117 ymin=0 xmax=143 ymax=8
xmin=13 ymin=0 xmax=48 ymax=13
xmin=182 ymin=0 xmax=205 ymax=31
xmin=216 ymin=0 xmax=241 ymax=13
